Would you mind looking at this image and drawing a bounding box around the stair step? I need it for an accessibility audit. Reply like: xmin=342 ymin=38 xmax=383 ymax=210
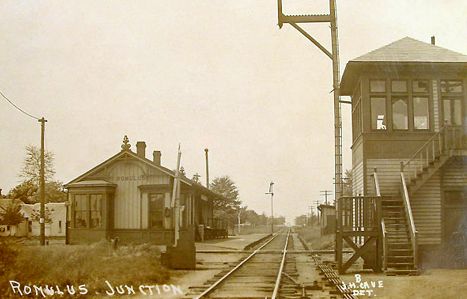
xmin=387 ymin=262 xmax=414 ymax=266
xmin=387 ymin=231 xmax=409 ymax=234
xmin=383 ymin=205 xmax=403 ymax=208
xmin=388 ymin=249 xmax=412 ymax=253
xmin=386 ymin=227 xmax=409 ymax=235
xmin=387 ymin=256 xmax=414 ymax=260
xmin=385 ymin=219 xmax=406 ymax=222
xmin=388 ymin=242 xmax=411 ymax=246
xmin=385 ymin=269 xmax=420 ymax=276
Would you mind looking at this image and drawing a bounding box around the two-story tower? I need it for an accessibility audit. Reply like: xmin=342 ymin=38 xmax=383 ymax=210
xmin=339 ymin=37 xmax=466 ymax=273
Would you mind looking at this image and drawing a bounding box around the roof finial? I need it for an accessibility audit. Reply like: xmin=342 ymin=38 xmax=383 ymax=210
xmin=121 ymin=135 xmax=131 ymax=151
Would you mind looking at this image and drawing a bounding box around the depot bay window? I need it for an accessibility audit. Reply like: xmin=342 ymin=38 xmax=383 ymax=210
xmin=74 ymin=195 xmax=88 ymax=228
xmin=73 ymin=194 xmax=103 ymax=228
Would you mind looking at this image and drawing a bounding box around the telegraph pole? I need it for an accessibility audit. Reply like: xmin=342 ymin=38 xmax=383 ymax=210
xmin=315 ymin=200 xmax=321 ymax=223
xmin=277 ymin=0 xmax=343 ymax=201
xmin=265 ymin=182 xmax=274 ymax=234
xmin=204 ymin=148 xmax=209 ymax=189
xmin=320 ymin=190 xmax=333 ymax=205
xmin=39 ymin=117 xmax=47 ymax=246
xmin=308 ymin=205 xmax=313 ymax=225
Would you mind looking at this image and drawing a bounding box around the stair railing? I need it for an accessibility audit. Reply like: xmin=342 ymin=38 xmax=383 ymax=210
xmin=381 ymin=218 xmax=387 ymax=270
xmin=373 ymin=169 xmax=387 ymax=271
xmin=400 ymin=125 xmax=463 ymax=182
xmin=400 ymin=126 xmax=445 ymax=182
xmin=400 ymin=172 xmax=418 ymax=269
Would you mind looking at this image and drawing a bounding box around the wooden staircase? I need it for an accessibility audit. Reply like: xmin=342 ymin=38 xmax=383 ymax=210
xmin=382 ymin=197 xmax=419 ymax=275
xmin=402 ymin=125 xmax=464 ymax=195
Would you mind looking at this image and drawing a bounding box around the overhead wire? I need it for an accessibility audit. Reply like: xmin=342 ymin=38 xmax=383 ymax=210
xmin=0 ymin=90 xmax=40 ymax=120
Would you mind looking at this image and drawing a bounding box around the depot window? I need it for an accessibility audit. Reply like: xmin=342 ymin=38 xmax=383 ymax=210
xmin=149 ymin=193 xmax=165 ymax=229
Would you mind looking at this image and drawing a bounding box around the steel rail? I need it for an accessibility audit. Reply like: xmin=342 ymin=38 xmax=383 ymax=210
xmin=195 ymin=232 xmax=282 ymax=299
xmin=271 ymin=229 xmax=290 ymax=299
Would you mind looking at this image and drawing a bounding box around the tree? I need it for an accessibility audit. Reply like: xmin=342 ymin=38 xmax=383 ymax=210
xmin=210 ymin=176 xmax=241 ymax=212
xmin=273 ymin=216 xmax=286 ymax=225
xmin=30 ymin=206 xmax=53 ymax=224
xmin=0 ymin=201 xmax=24 ymax=226
xmin=210 ymin=176 xmax=242 ymax=230
xmin=8 ymin=145 xmax=66 ymax=203
xmin=343 ymin=169 xmax=353 ymax=196
xmin=7 ymin=181 xmax=37 ymax=204
xmin=20 ymin=145 xmax=55 ymax=184
xmin=295 ymin=214 xmax=307 ymax=226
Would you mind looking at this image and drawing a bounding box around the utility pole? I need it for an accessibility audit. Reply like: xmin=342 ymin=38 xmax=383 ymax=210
xmin=277 ymin=0 xmax=343 ymax=201
xmin=265 ymin=182 xmax=274 ymax=234
xmin=315 ymin=200 xmax=321 ymax=223
xmin=237 ymin=208 xmax=242 ymax=235
xmin=171 ymin=145 xmax=182 ymax=247
xmin=204 ymin=148 xmax=209 ymax=189
xmin=320 ymin=190 xmax=333 ymax=205
xmin=308 ymin=205 xmax=313 ymax=226
xmin=39 ymin=117 xmax=47 ymax=246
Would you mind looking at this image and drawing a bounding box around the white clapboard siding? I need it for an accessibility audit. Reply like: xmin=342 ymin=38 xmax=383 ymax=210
xmin=91 ymin=160 xmax=170 ymax=229
xmin=352 ymin=161 xmax=364 ymax=196
xmin=366 ymin=159 xmax=424 ymax=196
xmin=443 ymin=158 xmax=467 ymax=187
xmin=411 ymin=171 xmax=441 ymax=245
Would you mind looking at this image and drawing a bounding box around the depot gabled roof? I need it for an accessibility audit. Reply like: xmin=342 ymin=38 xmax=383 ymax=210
xmin=65 ymin=146 xmax=222 ymax=199
xmin=341 ymin=37 xmax=467 ymax=95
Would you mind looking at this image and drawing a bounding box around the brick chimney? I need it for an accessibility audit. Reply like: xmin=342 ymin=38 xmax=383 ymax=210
xmin=431 ymin=36 xmax=436 ymax=45
xmin=153 ymin=150 xmax=161 ymax=165
xmin=136 ymin=141 xmax=146 ymax=158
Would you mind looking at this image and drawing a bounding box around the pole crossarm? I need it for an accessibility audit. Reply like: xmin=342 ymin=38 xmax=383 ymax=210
xmin=282 ymin=14 xmax=331 ymax=24
xmin=288 ymin=23 xmax=332 ymax=60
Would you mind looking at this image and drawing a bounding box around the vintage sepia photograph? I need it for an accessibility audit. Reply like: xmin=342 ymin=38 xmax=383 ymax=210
xmin=0 ymin=1 xmax=466 ymax=298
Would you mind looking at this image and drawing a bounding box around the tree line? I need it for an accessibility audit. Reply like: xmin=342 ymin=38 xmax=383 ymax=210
xmin=209 ymin=176 xmax=285 ymax=230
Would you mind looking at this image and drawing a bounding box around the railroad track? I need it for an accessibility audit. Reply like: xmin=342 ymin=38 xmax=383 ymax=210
xmin=187 ymin=229 xmax=356 ymax=299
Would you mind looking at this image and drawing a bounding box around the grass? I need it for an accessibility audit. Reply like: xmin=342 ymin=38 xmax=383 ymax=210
xmin=296 ymin=225 xmax=335 ymax=250
xmin=0 ymin=239 xmax=170 ymax=298
xmin=237 ymin=225 xmax=274 ymax=235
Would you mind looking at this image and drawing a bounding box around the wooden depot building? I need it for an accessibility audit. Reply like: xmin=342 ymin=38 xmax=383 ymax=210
xmin=336 ymin=37 xmax=466 ymax=274
xmin=65 ymin=136 xmax=227 ymax=245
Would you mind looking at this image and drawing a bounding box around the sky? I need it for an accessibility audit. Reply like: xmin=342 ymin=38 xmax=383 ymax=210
xmin=1 ymin=1 xmax=466 ymax=223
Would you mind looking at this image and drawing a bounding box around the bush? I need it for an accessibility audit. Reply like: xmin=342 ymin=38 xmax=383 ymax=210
xmin=0 ymin=241 xmax=170 ymax=297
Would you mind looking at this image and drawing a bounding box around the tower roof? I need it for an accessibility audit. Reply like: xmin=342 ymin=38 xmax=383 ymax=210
xmin=340 ymin=37 xmax=467 ymax=95
xmin=352 ymin=37 xmax=467 ymax=63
